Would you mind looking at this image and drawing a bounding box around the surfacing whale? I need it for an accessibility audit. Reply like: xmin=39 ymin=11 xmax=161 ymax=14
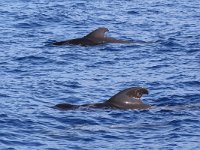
xmin=53 ymin=27 xmax=132 ymax=46
xmin=54 ymin=87 xmax=151 ymax=110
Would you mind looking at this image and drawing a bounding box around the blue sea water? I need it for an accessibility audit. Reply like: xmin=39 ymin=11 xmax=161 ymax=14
xmin=0 ymin=0 xmax=200 ymax=149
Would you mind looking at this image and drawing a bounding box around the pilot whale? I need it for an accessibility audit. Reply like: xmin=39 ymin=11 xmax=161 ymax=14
xmin=52 ymin=27 xmax=132 ymax=46
xmin=54 ymin=87 xmax=151 ymax=110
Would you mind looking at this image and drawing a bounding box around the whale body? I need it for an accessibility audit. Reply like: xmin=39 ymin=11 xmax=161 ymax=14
xmin=54 ymin=87 xmax=151 ymax=110
xmin=53 ymin=27 xmax=132 ymax=46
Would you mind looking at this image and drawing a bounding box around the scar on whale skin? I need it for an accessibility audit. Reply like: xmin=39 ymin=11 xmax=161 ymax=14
xmin=54 ymin=87 xmax=151 ymax=110
xmin=52 ymin=27 xmax=133 ymax=46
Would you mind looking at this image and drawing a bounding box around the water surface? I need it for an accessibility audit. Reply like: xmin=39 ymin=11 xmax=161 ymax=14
xmin=0 ymin=0 xmax=200 ymax=149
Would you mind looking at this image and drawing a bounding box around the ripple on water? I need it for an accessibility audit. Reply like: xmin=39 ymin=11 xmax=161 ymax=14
xmin=0 ymin=0 xmax=200 ymax=149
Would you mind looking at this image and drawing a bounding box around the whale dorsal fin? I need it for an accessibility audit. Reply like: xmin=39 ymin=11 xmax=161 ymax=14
xmin=85 ymin=27 xmax=109 ymax=39
xmin=105 ymin=87 xmax=149 ymax=109
xmin=107 ymin=87 xmax=149 ymax=103
xmin=126 ymin=87 xmax=149 ymax=99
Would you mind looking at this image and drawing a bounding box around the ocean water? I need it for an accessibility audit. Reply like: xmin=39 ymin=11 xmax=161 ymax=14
xmin=0 ymin=0 xmax=200 ymax=149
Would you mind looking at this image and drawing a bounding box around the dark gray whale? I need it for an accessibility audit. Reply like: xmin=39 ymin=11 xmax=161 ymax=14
xmin=53 ymin=27 xmax=132 ymax=46
xmin=54 ymin=87 xmax=151 ymax=110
